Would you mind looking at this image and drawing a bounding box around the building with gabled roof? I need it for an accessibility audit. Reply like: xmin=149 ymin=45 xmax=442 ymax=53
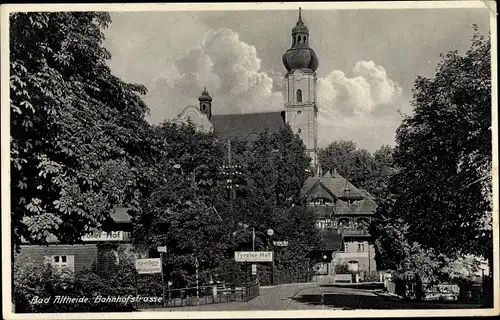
xmin=301 ymin=168 xmax=378 ymax=281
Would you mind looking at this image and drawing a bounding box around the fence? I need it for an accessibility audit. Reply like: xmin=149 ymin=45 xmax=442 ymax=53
xmin=137 ymin=283 xmax=260 ymax=309
xmin=386 ymin=278 xmax=492 ymax=304
xmin=273 ymin=269 xmax=313 ymax=285
xmin=362 ymin=271 xmax=381 ymax=282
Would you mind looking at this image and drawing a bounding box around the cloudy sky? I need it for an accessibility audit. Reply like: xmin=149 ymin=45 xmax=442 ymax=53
xmin=103 ymin=4 xmax=491 ymax=151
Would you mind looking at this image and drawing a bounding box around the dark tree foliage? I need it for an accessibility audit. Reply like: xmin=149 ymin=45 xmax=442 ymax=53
xmin=390 ymin=28 xmax=491 ymax=259
xmin=132 ymin=121 xmax=228 ymax=287
xmin=318 ymin=140 xmax=395 ymax=200
xmin=371 ymin=27 xmax=492 ymax=279
xmin=10 ymin=12 xmax=151 ymax=248
xmin=213 ymin=125 xmax=319 ymax=271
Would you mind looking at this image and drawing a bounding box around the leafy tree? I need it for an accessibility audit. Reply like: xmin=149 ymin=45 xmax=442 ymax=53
xmin=132 ymin=121 xmax=229 ymax=287
xmin=372 ymin=145 xmax=396 ymax=200
xmin=318 ymin=140 xmax=395 ymax=200
xmin=271 ymin=124 xmax=312 ymax=206
xmin=318 ymin=140 xmax=357 ymax=178
xmin=10 ymin=12 xmax=151 ymax=248
xmin=217 ymin=127 xmax=318 ymax=274
xmin=388 ymin=27 xmax=491 ymax=261
xmin=371 ymin=28 xmax=492 ymax=297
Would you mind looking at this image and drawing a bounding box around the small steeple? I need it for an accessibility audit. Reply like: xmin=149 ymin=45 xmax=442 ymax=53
xmin=297 ymin=7 xmax=303 ymax=25
xmin=198 ymin=87 xmax=212 ymax=120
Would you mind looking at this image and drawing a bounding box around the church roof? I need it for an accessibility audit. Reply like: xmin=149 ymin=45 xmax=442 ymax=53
xmin=211 ymin=111 xmax=285 ymax=140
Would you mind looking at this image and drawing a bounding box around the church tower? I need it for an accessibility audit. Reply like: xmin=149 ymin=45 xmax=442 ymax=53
xmin=198 ymin=87 xmax=212 ymax=120
xmin=282 ymin=8 xmax=319 ymax=169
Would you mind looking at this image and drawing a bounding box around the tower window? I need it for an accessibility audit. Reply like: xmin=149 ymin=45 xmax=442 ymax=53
xmin=304 ymin=36 xmax=307 ymax=42
xmin=296 ymin=89 xmax=302 ymax=103
xmin=298 ymin=36 xmax=302 ymax=43
xmin=293 ymin=37 xmax=296 ymax=45
xmin=298 ymin=128 xmax=302 ymax=134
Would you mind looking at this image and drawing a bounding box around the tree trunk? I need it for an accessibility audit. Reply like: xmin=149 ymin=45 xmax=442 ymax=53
xmin=414 ymin=274 xmax=425 ymax=301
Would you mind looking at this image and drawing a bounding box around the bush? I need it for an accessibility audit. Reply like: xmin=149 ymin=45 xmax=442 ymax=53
xmin=334 ymin=263 xmax=350 ymax=274
xmin=13 ymin=253 xmax=136 ymax=313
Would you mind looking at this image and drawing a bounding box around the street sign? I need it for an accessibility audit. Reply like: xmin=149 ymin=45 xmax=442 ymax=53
xmin=273 ymin=240 xmax=288 ymax=247
xmin=135 ymin=258 xmax=162 ymax=274
xmin=251 ymin=264 xmax=257 ymax=275
xmin=267 ymin=229 xmax=274 ymax=236
xmin=235 ymin=251 xmax=273 ymax=262
xmin=157 ymin=246 xmax=167 ymax=253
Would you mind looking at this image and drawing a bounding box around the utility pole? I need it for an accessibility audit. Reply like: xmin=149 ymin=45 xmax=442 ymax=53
xmin=227 ymin=139 xmax=234 ymax=228
xmin=195 ymin=257 xmax=199 ymax=305
xmin=160 ymin=251 xmax=165 ymax=307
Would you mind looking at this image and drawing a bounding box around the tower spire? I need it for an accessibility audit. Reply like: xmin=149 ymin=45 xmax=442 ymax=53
xmin=198 ymin=87 xmax=212 ymax=120
xmin=298 ymin=7 xmax=303 ymax=24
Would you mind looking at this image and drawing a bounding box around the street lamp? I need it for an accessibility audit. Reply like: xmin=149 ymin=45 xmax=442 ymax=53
xmin=267 ymin=228 xmax=275 ymax=285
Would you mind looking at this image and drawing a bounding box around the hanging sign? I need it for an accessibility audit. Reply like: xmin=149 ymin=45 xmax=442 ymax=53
xmin=273 ymin=240 xmax=289 ymax=247
xmin=135 ymin=258 xmax=162 ymax=274
xmin=235 ymin=251 xmax=273 ymax=262
xmin=251 ymin=264 xmax=257 ymax=275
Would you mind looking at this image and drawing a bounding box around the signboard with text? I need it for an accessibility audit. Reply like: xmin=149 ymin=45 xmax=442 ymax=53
xmin=135 ymin=258 xmax=162 ymax=274
xmin=273 ymin=240 xmax=289 ymax=247
xmin=81 ymin=231 xmax=123 ymax=242
xmin=234 ymin=251 xmax=273 ymax=262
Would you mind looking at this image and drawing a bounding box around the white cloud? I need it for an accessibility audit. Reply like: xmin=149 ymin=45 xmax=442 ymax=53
xmin=316 ymin=61 xmax=406 ymax=150
xmin=145 ymin=28 xmax=406 ymax=151
xmin=146 ymin=28 xmax=282 ymax=121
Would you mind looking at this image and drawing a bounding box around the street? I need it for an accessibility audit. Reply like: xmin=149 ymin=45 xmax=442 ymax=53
xmin=144 ymin=282 xmax=482 ymax=311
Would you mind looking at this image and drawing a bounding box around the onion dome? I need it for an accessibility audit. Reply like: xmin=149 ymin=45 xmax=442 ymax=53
xmin=282 ymin=8 xmax=319 ymax=72
xmin=198 ymin=87 xmax=212 ymax=102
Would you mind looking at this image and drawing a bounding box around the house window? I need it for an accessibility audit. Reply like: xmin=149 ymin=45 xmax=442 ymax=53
xmin=45 ymin=255 xmax=74 ymax=272
xmin=344 ymin=243 xmax=348 ymax=252
xmin=296 ymin=89 xmax=302 ymax=103
xmin=357 ymin=242 xmax=365 ymax=252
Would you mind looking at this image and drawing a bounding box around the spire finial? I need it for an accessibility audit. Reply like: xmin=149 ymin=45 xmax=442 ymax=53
xmin=204 ymin=86 xmax=207 ymax=91
xmin=298 ymin=7 xmax=303 ymax=24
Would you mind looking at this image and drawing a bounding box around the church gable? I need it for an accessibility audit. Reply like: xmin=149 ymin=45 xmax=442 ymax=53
xmin=175 ymin=105 xmax=213 ymax=132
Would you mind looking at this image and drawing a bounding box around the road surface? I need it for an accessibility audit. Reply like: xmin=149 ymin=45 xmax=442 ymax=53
xmin=143 ymin=282 xmax=482 ymax=311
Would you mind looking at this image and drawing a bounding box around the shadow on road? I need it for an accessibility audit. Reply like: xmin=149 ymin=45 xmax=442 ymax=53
xmin=292 ymin=293 xmax=486 ymax=310
xmin=320 ymin=283 xmax=384 ymax=290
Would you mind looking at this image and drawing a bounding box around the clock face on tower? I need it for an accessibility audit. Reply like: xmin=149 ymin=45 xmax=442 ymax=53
xmin=294 ymin=71 xmax=303 ymax=81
